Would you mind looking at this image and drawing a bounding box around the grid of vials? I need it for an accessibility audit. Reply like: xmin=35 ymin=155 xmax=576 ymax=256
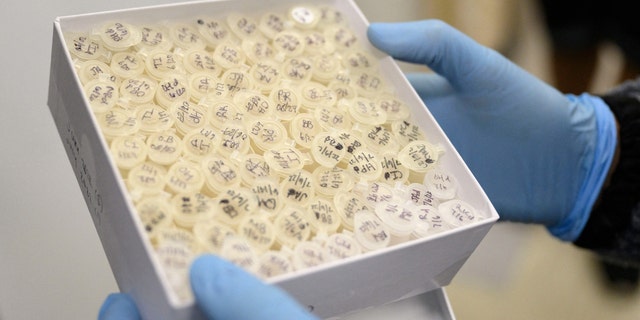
xmin=64 ymin=3 xmax=482 ymax=301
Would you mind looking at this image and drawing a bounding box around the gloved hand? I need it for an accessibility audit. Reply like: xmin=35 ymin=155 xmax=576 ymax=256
xmin=367 ymin=20 xmax=618 ymax=241
xmin=98 ymin=255 xmax=317 ymax=320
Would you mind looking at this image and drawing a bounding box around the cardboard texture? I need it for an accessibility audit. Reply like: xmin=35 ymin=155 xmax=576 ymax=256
xmin=48 ymin=0 xmax=498 ymax=318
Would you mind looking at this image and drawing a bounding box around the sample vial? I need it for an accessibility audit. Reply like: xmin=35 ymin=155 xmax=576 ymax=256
xmin=97 ymin=21 xmax=142 ymax=51
xmin=95 ymin=108 xmax=139 ymax=140
xmin=288 ymin=5 xmax=321 ymax=30
xmin=304 ymin=31 xmax=335 ymax=56
xmin=146 ymin=131 xmax=183 ymax=166
xmin=250 ymin=177 xmax=283 ymax=219
xmin=233 ymin=90 xmax=275 ymax=118
xmin=317 ymin=5 xmax=346 ymax=27
xmin=273 ymin=205 xmax=311 ymax=249
xmin=272 ymin=30 xmax=305 ymax=58
xmin=83 ymin=79 xmax=119 ymax=113
xmin=235 ymin=153 xmax=273 ymax=186
xmin=263 ymin=146 xmax=308 ymax=177
xmin=341 ymin=97 xmax=387 ymax=126
xmin=290 ymin=113 xmax=321 ymax=150
xmin=247 ymin=61 xmax=282 ymax=93
xmin=196 ymin=17 xmax=234 ymax=48
xmin=311 ymin=53 xmax=341 ymax=84
xmin=404 ymin=182 xmax=440 ymax=208
xmin=242 ymin=37 xmax=276 ymax=66
xmin=323 ymin=24 xmax=358 ymax=50
xmin=258 ymin=11 xmax=287 ymax=39
xmin=181 ymin=48 xmax=222 ymax=77
xmin=156 ymin=77 xmax=191 ymax=109
xmin=412 ymin=204 xmax=451 ymax=239
xmin=144 ymin=50 xmax=183 ymax=81
xmin=378 ymin=151 xmax=409 ymax=184
xmin=165 ymin=160 xmax=206 ymax=195
xmin=212 ymin=187 xmax=259 ymax=227
xmin=280 ymin=57 xmax=313 ymax=82
xmin=314 ymin=106 xmax=351 ymax=133
xmin=353 ymin=211 xmax=390 ymax=252
xmin=226 ymin=13 xmax=261 ymax=40
xmin=398 ymin=140 xmax=444 ymax=174
xmin=336 ymin=131 xmax=365 ymax=156
xmin=168 ymin=23 xmax=206 ymax=50
xmin=312 ymin=166 xmax=355 ymax=196
xmin=356 ymin=124 xmax=401 ymax=154
xmin=182 ymin=125 xmax=221 ymax=161
xmin=377 ymin=95 xmax=411 ymax=122
xmin=257 ymin=250 xmax=293 ymax=279
xmin=219 ymin=235 xmax=259 ymax=273
xmin=245 ymin=118 xmax=289 ymax=154
xmin=292 ymin=240 xmax=327 ymax=270
xmin=269 ymin=84 xmax=301 ymax=121
xmin=193 ymin=220 xmax=237 ymax=254
xmin=438 ymin=199 xmax=480 ymax=227
xmin=346 ymin=148 xmax=382 ymax=181
xmin=424 ymin=168 xmax=458 ymax=200
xmin=355 ymin=181 xmax=397 ymax=207
xmin=390 ymin=120 xmax=425 ymax=147
xmin=170 ymin=192 xmax=216 ymax=229
xmin=136 ymin=25 xmax=173 ymax=53
xmin=135 ymin=196 xmax=173 ymax=239
xmin=306 ymin=196 xmax=341 ymax=234
xmin=110 ymin=135 xmax=148 ymax=171
xmin=126 ymin=161 xmax=167 ymax=198
xmin=76 ymin=59 xmax=118 ymax=85
xmin=299 ymin=82 xmax=337 ymax=110
xmin=169 ymin=100 xmax=207 ymax=136
xmin=238 ymin=215 xmax=277 ymax=252
xmin=201 ymin=155 xmax=241 ymax=195
xmin=350 ymin=70 xmax=388 ymax=98
xmin=374 ymin=201 xmax=417 ymax=243
xmin=333 ymin=192 xmax=371 ymax=231
xmin=218 ymin=123 xmax=251 ymax=157
xmin=329 ymin=80 xmax=357 ymax=101
xmin=280 ymin=169 xmax=315 ymax=207
xmin=220 ymin=67 xmax=254 ymax=97
xmin=212 ymin=41 xmax=247 ymax=70
xmin=110 ymin=51 xmax=145 ymax=79
xmin=119 ymin=75 xmax=157 ymax=105
xmin=65 ymin=33 xmax=110 ymax=61
xmin=188 ymin=72 xmax=222 ymax=102
xmin=205 ymin=98 xmax=243 ymax=129
xmin=154 ymin=243 xmax=195 ymax=302
xmin=154 ymin=226 xmax=200 ymax=253
xmin=323 ymin=231 xmax=361 ymax=261
xmin=311 ymin=131 xmax=348 ymax=168
xmin=342 ymin=49 xmax=378 ymax=71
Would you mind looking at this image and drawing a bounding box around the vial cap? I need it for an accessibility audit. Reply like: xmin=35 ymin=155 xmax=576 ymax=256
xmin=218 ymin=123 xmax=251 ymax=157
xmin=292 ymin=240 xmax=327 ymax=270
xmin=269 ymin=85 xmax=301 ymax=121
xmin=391 ymin=120 xmax=426 ymax=147
xmin=333 ymin=192 xmax=371 ymax=231
xmin=144 ymin=50 xmax=184 ymax=81
xmin=171 ymin=192 xmax=216 ymax=229
xmin=236 ymin=153 xmax=273 ymax=185
xmin=288 ymin=6 xmax=321 ymax=30
xmin=165 ymin=160 xmax=206 ymax=194
xmin=110 ymin=135 xmax=148 ymax=170
xmin=201 ymin=155 xmax=241 ymax=195
xmin=83 ymin=79 xmax=119 ymax=113
xmin=136 ymin=103 xmax=174 ymax=134
xmin=304 ymin=31 xmax=335 ymax=56
xmin=398 ymin=140 xmax=443 ymax=173
xmin=205 ymin=98 xmax=243 ymax=129
xmin=346 ymin=148 xmax=382 ymax=181
xmin=257 ymin=250 xmax=293 ymax=279
xmin=135 ymin=196 xmax=173 ymax=238
xmin=264 ymin=146 xmax=308 ymax=176
xmin=438 ymin=199 xmax=479 ymax=227
xmin=168 ymin=23 xmax=206 ymax=50
xmin=242 ymin=38 xmax=277 ymax=65
xmin=136 ymin=25 xmax=173 ymax=52
xmin=187 ymin=72 xmax=222 ymax=102
xmin=306 ymin=196 xmax=341 ymax=234
xmin=290 ymin=113 xmax=321 ymax=150
xmin=317 ymin=5 xmax=346 ymax=27
xmin=342 ymin=49 xmax=378 ymax=71
xmin=213 ymin=40 xmax=247 ymax=70
xmin=97 ymin=21 xmax=142 ymax=51
xmin=413 ymin=204 xmax=451 ymax=238
xmin=311 ymin=54 xmax=341 ymax=84
xmin=250 ymin=177 xmax=283 ymax=218
xmin=220 ymin=68 xmax=254 ymax=97
xmin=311 ymin=131 xmax=348 ymax=168
xmin=245 ymin=118 xmax=288 ymax=153
xmin=226 ymin=13 xmax=261 ymax=40
xmin=328 ymin=80 xmax=357 ymax=101
xmin=258 ymin=12 xmax=287 ymax=39
xmin=248 ymin=61 xmax=282 ymax=93
xmin=233 ymin=90 xmax=275 ymax=118
xmin=356 ymin=181 xmax=396 ymax=207
xmin=213 ymin=187 xmax=259 ymax=227
xmin=273 ymin=205 xmax=311 ymax=248
xmin=281 ymin=57 xmax=313 ymax=82
xmin=312 ymin=166 xmax=355 ymax=196
xmin=425 ymin=168 xmax=458 ymax=200
xmin=169 ymin=100 xmax=207 ymax=136
xmin=154 ymin=243 xmax=194 ymax=302
xmin=324 ymin=24 xmax=358 ymax=50
xmin=374 ymin=202 xmax=417 ymax=237
xmin=324 ymin=232 xmax=361 ymax=261
xmin=280 ymin=170 xmax=315 ymax=207
xmin=96 ymin=109 xmax=139 ymax=140
xmin=110 ymin=52 xmax=145 ymax=79
xmin=220 ymin=235 xmax=259 ymax=273
xmin=193 ymin=220 xmax=237 ymax=254
xmin=156 ymin=76 xmax=191 ymax=109
xmin=404 ymin=182 xmax=439 ymax=207
xmin=126 ymin=161 xmax=167 ymax=197
xmin=350 ymin=70 xmax=388 ymax=98
xmin=353 ymin=211 xmax=390 ymax=252
xmin=65 ymin=33 xmax=110 ymax=61
xmin=377 ymin=95 xmax=411 ymax=122
xmin=146 ymin=131 xmax=183 ymax=166
xmin=196 ymin=17 xmax=234 ymax=47
xmin=342 ymin=97 xmax=387 ymax=126
xmin=272 ymin=30 xmax=305 ymax=58
xmin=181 ymin=48 xmax=221 ymax=76
xmin=154 ymin=226 xmax=199 ymax=253
xmin=119 ymin=75 xmax=157 ymax=105
xmin=299 ymin=82 xmax=337 ymax=110
xmin=182 ymin=125 xmax=221 ymax=161
xmin=76 ymin=60 xmax=118 ymax=85
xmin=357 ymin=124 xmax=401 ymax=154
xmin=238 ymin=215 xmax=276 ymax=252
xmin=378 ymin=151 xmax=409 ymax=184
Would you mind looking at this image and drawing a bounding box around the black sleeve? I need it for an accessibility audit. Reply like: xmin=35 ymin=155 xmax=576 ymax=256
xmin=573 ymin=78 xmax=640 ymax=267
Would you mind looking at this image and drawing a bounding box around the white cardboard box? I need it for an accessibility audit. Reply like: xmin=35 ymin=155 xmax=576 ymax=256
xmin=47 ymin=0 xmax=498 ymax=319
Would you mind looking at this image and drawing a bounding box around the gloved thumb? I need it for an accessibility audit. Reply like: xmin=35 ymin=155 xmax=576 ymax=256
xmin=190 ymin=255 xmax=317 ymax=320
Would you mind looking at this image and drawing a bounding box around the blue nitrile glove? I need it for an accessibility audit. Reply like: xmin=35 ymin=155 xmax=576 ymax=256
xmin=98 ymin=255 xmax=317 ymax=320
xmin=367 ymin=20 xmax=618 ymax=241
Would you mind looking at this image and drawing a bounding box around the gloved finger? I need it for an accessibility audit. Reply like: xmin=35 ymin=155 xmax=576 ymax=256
xmin=367 ymin=20 xmax=517 ymax=92
xmin=97 ymin=293 xmax=141 ymax=320
xmin=190 ymin=255 xmax=316 ymax=320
